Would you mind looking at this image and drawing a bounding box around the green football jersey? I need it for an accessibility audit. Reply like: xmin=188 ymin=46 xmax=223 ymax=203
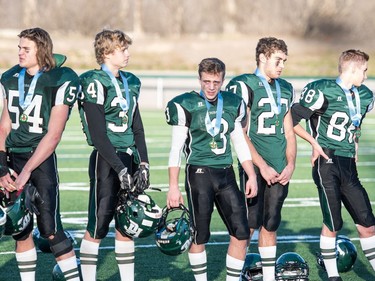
xmin=299 ymin=79 xmax=374 ymax=158
xmin=165 ymin=90 xmax=246 ymax=168
xmin=226 ymin=74 xmax=294 ymax=173
xmin=1 ymin=58 xmax=79 ymax=149
xmin=78 ymin=69 xmax=141 ymax=151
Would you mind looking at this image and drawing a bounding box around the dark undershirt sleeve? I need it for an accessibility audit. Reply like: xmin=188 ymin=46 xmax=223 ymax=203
xmin=132 ymin=105 xmax=149 ymax=163
xmin=291 ymin=103 xmax=314 ymax=127
xmin=84 ymin=102 xmax=125 ymax=174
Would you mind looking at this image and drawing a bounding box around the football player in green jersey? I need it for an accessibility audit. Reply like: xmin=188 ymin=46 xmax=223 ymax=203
xmin=165 ymin=57 xmax=258 ymax=281
xmin=0 ymin=28 xmax=80 ymax=281
xmin=226 ymin=37 xmax=296 ymax=281
xmin=292 ymin=49 xmax=375 ymax=281
xmin=78 ymin=29 xmax=150 ymax=281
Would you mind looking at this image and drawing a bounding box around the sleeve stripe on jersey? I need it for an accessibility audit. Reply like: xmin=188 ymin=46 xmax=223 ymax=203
xmin=309 ymin=89 xmax=325 ymax=111
xmin=94 ymin=79 xmax=105 ymax=105
xmin=235 ymin=101 xmax=246 ymax=122
xmin=56 ymin=81 xmax=70 ymax=105
xmin=174 ymin=102 xmax=187 ymax=126
xmin=1 ymin=83 xmax=5 ymax=99
xmin=238 ymin=81 xmax=249 ymax=105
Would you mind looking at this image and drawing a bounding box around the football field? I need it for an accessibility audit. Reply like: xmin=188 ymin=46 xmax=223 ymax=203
xmin=1 ymin=108 xmax=375 ymax=281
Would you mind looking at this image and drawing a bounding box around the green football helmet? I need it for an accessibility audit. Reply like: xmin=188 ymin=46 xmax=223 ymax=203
xmin=316 ymin=235 xmax=357 ymax=273
xmin=275 ymin=252 xmax=309 ymax=280
xmin=52 ymin=258 xmax=82 ymax=280
xmin=2 ymin=190 xmax=32 ymax=236
xmin=336 ymin=235 xmax=357 ymax=272
xmin=241 ymin=253 xmax=263 ymax=281
xmin=0 ymin=206 xmax=6 ymax=239
xmin=33 ymin=227 xmax=77 ymax=253
xmin=116 ymin=192 xmax=162 ymax=238
xmin=155 ymin=204 xmax=193 ymax=256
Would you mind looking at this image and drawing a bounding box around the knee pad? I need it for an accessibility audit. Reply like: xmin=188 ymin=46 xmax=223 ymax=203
xmin=264 ymin=215 xmax=282 ymax=232
xmin=48 ymin=230 xmax=73 ymax=258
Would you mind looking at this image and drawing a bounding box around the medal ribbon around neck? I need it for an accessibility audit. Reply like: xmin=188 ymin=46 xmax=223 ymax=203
xmin=18 ymin=68 xmax=43 ymax=110
xmin=255 ymin=68 xmax=281 ymax=115
xmin=199 ymin=91 xmax=223 ymax=138
xmin=101 ymin=64 xmax=130 ymax=111
xmin=336 ymin=77 xmax=362 ymax=127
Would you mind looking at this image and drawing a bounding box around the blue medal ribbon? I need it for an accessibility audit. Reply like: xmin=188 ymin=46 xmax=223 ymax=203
xmin=101 ymin=64 xmax=130 ymax=111
xmin=255 ymin=68 xmax=281 ymax=115
xmin=18 ymin=68 xmax=43 ymax=110
xmin=199 ymin=91 xmax=223 ymax=138
xmin=336 ymin=77 xmax=362 ymax=127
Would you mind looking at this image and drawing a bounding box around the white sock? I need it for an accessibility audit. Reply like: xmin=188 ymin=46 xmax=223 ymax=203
xmin=16 ymin=248 xmax=37 ymax=281
xmin=259 ymin=246 xmax=276 ymax=281
xmin=360 ymin=235 xmax=375 ymax=271
xmin=320 ymin=235 xmax=339 ymax=277
xmin=115 ymin=239 xmax=135 ymax=281
xmin=226 ymin=254 xmax=244 ymax=281
xmin=80 ymin=238 xmax=99 ymax=281
xmin=57 ymin=255 xmax=80 ymax=281
xmin=188 ymin=250 xmax=207 ymax=281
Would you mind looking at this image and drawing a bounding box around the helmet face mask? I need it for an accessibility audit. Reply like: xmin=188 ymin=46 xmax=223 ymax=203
xmin=241 ymin=253 xmax=263 ymax=281
xmin=316 ymin=235 xmax=357 ymax=273
xmin=116 ymin=192 xmax=162 ymax=238
xmin=155 ymin=204 xmax=194 ymax=256
xmin=275 ymin=252 xmax=309 ymax=281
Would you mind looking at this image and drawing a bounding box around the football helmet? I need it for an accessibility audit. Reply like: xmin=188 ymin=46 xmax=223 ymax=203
xmin=275 ymin=252 xmax=309 ymax=280
xmin=316 ymin=235 xmax=357 ymax=273
xmin=155 ymin=204 xmax=194 ymax=256
xmin=2 ymin=190 xmax=32 ymax=236
xmin=241 ymin=253 xmax=263 ymax=281
xmin=336 ymin=236 xmax=357 ymax=272
xmin=52 ymin=258 xmax=82 ymax=280
xmin=0 ymin=206 xmax=6 ymax=239
xmin=116 ymin=192 xmax=162 ymax=238
xmin=33 ymin=227 xmax=77 ymax=253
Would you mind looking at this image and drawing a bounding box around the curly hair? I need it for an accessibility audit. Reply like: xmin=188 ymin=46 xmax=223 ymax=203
xmin=255 ymin=37 xmax=288 ymax=66
xmin=94 ymin=29 xmax=132 ymax=65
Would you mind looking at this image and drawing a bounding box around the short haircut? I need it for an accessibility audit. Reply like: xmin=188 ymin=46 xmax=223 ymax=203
xmin=18 ymin=27 xmax=55 ymax=71
xmin=198 ymin=58 xmax=226 ymax=79
xmin=255 ymin=37 xmax=288 ymax=66
xmin=94 ymin=29 xmax=132 ymax=65
xmin=338 ymin=49 xmax=369 ymax=73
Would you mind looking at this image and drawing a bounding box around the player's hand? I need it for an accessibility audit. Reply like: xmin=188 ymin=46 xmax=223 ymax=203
xmin=118 ymin=168 xmax=134 ymax=192
xmin=24 ymin=183 xmax=44 ymax=215
xmin=259 ymin=165 xmax=279 ymax=186
xmin=167 ymin=185 xmax=183 ymax=209
xmin=245 ymin=175 xmax=258 ymax=198
xmin=276 ymin=164 xmax=294 ymax=186
xmin=0 ymin=167 xmax=18 ymax=193
xmin=311 ymin=142 xmax=329 ymax=167
xmin=133 ymin=164 xmax=150 ymax=194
